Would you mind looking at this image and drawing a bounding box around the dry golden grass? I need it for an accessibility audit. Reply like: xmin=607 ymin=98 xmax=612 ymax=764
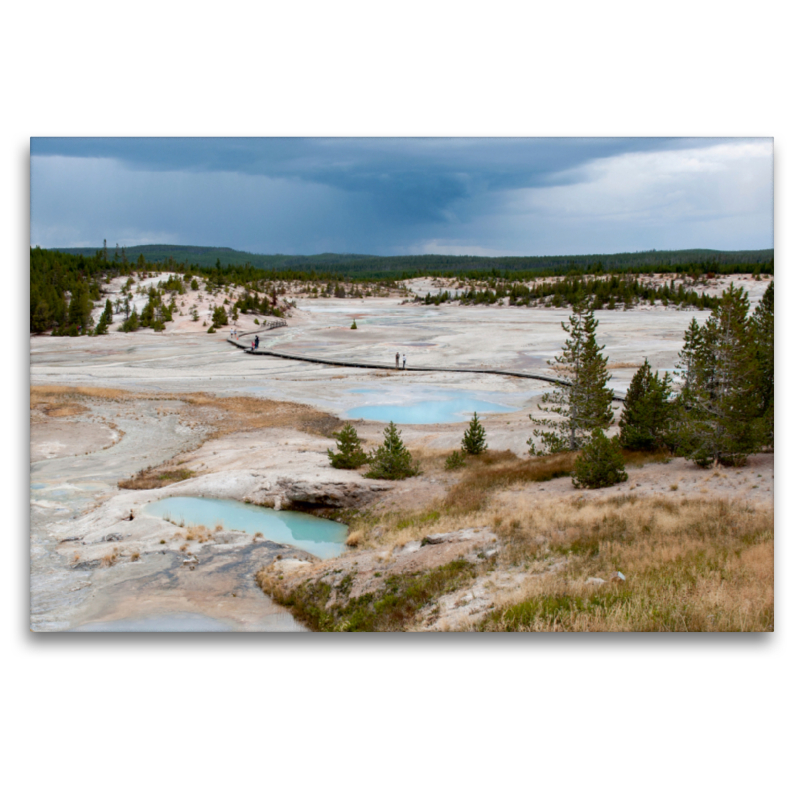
xmin=341 ymin=446 xmax=773 ymax=630
xmin=31 ymin=385 xmax=126 ymax=405
xmin=344 ymin=451 xmax=576 ymax=550
xmin=42 ymin=402 xmax=90 ymax=418
xmin=176 ymin=392 xmax=340 ymax=439
xmin=480 ymin=494 xmax=773 ymax=631
xmin=345 ymin=529 xmax=363 ymax=547
xmin=407 ymin=445 xmax=459 ymax=473
xmin=443 ymin=451 xmax=575 ymax=513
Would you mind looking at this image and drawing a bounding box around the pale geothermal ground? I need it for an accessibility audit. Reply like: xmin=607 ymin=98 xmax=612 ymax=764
xmin=29 ymin=273 xmax=773 ymax=632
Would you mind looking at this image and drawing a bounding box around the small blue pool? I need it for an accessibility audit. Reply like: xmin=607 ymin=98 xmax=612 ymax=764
xmin=346 ymin=388 xmax=516 ymax=424
xmin=144 ymin=496 xmax=348 ymax=559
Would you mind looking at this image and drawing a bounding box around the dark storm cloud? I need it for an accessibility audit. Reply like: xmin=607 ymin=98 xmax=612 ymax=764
xmin=30 ymin=137 xmax=773 ymax=255
xmin=31 ymin=137 xmax=715 ymax=225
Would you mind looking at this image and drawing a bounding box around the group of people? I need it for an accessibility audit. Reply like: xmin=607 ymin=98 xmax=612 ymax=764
xmin=233 ymin=330 xmax=405 ymax=368
xmin=228 ymin=328 xmax=260 ymax=351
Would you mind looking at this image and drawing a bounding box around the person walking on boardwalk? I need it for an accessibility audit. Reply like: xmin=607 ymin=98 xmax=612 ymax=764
xmin=402 ymin=353 xmax=407 ymax=370
xmin=395 ymin=352 xmax=400 ymax=369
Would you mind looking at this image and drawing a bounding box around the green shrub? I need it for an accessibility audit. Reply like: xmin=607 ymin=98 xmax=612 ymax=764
xmin=365 ymin=422 xmax=421 ymax=480
xmin=327 ymin=423 xmax=368 ymax=469
xmin=461 ymin=412 xmax=488 ymax=455
xmin=445 ymin=450 xmax=466 ymax=470
xmin=572 ymin=429 xmax=628 ymax=489
xmin=350 ymin=319 xmax=358 ymax=329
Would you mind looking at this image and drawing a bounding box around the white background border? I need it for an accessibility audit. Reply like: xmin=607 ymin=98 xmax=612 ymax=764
xmin=5 ymin=3 xmax=795 ymax=799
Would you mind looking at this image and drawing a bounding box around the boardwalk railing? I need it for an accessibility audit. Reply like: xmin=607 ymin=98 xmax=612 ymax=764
xmin=227 ymin=336 xmax=626 ymax=401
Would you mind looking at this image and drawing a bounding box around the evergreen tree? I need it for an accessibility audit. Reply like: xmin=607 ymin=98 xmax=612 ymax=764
xmin=120 ymin=310 xmax=139 ymax=332
xmin=65 ymin=284 xmax=93 ymax=334
xmin=212 ymin=305 xmax=229 ymax=327
xmin=365 ymin=422 xmax=421 ymax=480
xmin=676 ymin=285 xmax=759 ymax=466
xmin=751 ymin=281 xmax=774 ymax=448
xmin=31 ymin=300 xmax=51 ymax=333
xmin=139 ymin=297 xmax=155 ymax=328
xmin=327 ymin=423 xmax=368 ymax=469
xmin=528 ymin=298 xmax=614 ymax=454
xmin=461 ymin=412 xmax=488 ymax=455
xmin=572 ymin=429 xmax=628 ymax=489
xmin=94 ymin=299 xmax=113 ymax=335
xmin=619 ymin=359 xmax=674 ymax=451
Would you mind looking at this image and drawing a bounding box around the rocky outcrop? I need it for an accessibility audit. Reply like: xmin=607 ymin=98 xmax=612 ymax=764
xmin=232 ymin=473 xmax=389 ymax=509
xmin=272 ymin=478 xmax=389 ymax=509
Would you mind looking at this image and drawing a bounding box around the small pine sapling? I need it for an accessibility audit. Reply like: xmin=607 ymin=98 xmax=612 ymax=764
xmin=572 ymin=429 xmax=628 ymax=489
xmin=365 ymin=422 xmax=421 ymax=480
xmin=461 ymin=412 xmax=488 ymax=455
xmin=445 ymin=450 xmax=466 ymax=470
xmin=327 ymin=423 xmax=368 ymax=469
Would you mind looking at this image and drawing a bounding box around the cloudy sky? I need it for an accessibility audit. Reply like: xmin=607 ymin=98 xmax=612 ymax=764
xmin=30 ymin=137 xmax=773 ymax=257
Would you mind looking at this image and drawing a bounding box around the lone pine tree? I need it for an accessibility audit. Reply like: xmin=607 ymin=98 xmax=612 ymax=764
xmin=327 ymin=423 xmax=368 ymax=469
xmin=528 ymin=298 xmax=614 ymax=454
xmin=619 ymin=359 xmax=674 ymax=451
xmin=461 ymin=412 xmax=488 ymax=455
xmin=365 ymin=422 xmax=420 ymax=480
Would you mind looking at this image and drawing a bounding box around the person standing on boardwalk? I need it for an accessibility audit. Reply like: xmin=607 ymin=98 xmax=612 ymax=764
xmin=255 ymin=335 xmax=260 ymax=350
xmin=395 ymin=352 xmax=400 ymax=369
xmin=403 ymin=353 xmax=407 ymax=370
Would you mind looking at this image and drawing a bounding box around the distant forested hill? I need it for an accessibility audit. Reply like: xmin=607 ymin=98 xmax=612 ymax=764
xmin=50 ymin=244 xmax=774 ymax=279
xmin=31 ymin=243 xmax=774 ymax=335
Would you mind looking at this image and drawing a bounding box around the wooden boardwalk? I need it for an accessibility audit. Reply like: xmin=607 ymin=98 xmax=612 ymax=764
xmin=227 ymin=336 xmax=626 ymax=401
